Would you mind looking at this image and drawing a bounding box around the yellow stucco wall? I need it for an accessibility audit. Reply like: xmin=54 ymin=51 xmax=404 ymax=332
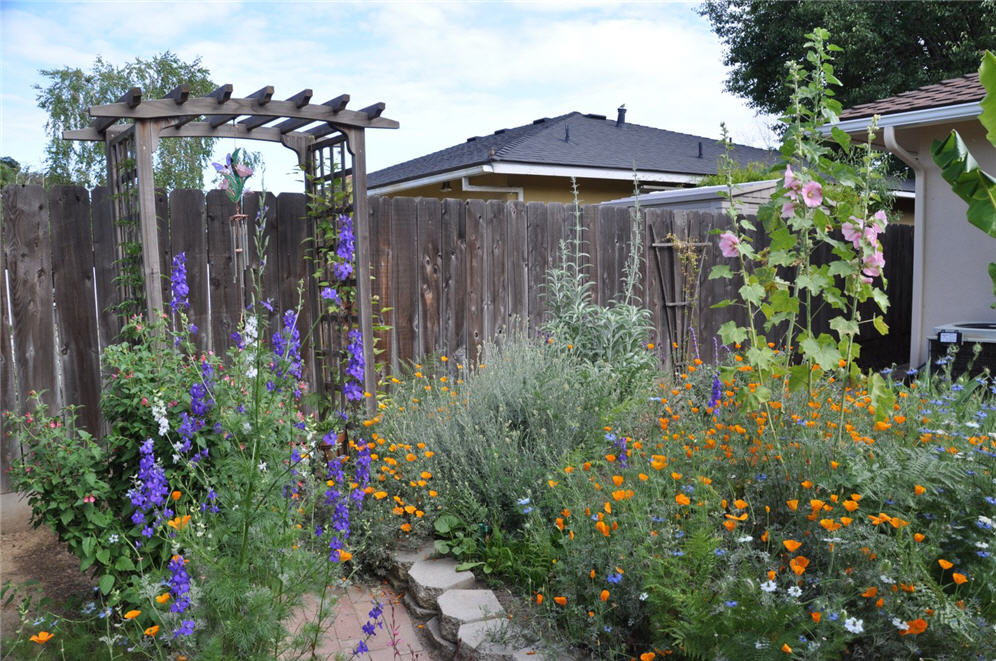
xmin=376 ymin=173 xmax=667 ymax=204
xmin=895 ymin=119 xmax=996 ymax=366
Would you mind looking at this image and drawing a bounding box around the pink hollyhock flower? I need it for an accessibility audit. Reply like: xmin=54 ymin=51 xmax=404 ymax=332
xmin=862 ymin=225 xmax=880 ymax=245
xmin=719 ymin=231 xmax=741 ymax=258
xmin=781 ymin=201 xmax=796 ymax=219
xmin=862 ymin=250 xmax=885 ymax=278
xmin=784 ymin=165 xmax=800 ymax=191
xmin=871 ymin=210 xmax=888 ymax=232
xmin=842 ymin=217 xmax=863 ymax=248
xmin=801 ymin=181 xmax=823 ymax=208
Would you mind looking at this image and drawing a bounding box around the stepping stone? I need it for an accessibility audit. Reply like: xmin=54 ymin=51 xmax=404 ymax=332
xmin=424 ymin=616 xmax=458 ymax=658
xmin=387 ymin=544 xmax=436 ymax=591
xmin=438 ymin=589 xmax=505 ymax=642
xmin=455 ymin=618 xmax=513 ymax=661
xmin=402 ymin=591 xmax=438 ymax=620
xmin=408 ymin=558 xmax=475 ymax=610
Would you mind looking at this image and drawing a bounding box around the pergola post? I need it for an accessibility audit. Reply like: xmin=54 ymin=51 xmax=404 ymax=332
xmin=133 ymin=119 xmax=165 ymax=320
xmin=343 ymin=128 xmax=377 ymax=415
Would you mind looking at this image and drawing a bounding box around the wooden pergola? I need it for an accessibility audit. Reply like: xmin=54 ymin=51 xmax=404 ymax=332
xmin=64 ymin=83 xmax=398 ymax=407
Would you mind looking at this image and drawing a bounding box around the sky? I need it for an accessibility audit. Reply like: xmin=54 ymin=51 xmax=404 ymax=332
xmin=0 ymin=0 xmax=776 ymax=193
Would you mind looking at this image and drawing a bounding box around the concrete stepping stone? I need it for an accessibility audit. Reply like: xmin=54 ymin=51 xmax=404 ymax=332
xmin=408 ymin=557 xmax=475 ymax=610
xmin=425 ymin=615 xmax=458 ymax=657
xmin=455 ymin=618 xmax=514 ymax=661
xmin=387 ymin=544 xmax=435 ymax=591
xmin=438 ymin=589 xmax=506 ymax=642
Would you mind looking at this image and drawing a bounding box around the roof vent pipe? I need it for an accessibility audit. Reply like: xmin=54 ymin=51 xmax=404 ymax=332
xmin=616 ymin=105 xmax=626 ymax=127
xmin=697 ymin=141 xmax=703 ymax=158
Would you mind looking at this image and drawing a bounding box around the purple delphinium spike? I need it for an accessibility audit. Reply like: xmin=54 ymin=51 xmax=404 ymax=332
xmin=170 ymin=252 xmax=189 ymax=312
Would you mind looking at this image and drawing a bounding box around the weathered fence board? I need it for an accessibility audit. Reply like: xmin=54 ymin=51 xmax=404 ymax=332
xmin=49 ymin=186 xmax=101 ymax=437
xmin=1 ymin=188 xmax=917 ymax=494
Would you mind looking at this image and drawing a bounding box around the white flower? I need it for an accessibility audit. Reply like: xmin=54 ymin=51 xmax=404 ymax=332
xmin=844 ymin=617 xmax=864 ymax=634
xmin=760 ymin=580 xmax=777 ymax=593
xmin=879 ymin=575 xmax=895 ymax=584
xmin=258 ymin=461 xmax=267 ymax=472
xmin=976 ymin=541 xmax=990 ymax=549
xmin=737 ymin=535 xmax=753 ymax=543
xmin=787 ymin=586 xmax=802 ymax=598
xmin=891 ymin=617 xmax=909 ymax=631
xmin=639 ymin=592 xmax=648 ymax=601
xmin=151 ymin=396 xmax=169 ymax=436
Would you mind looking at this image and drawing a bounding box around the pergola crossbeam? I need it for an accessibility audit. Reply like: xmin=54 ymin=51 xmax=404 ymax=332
xmin=92 ymin=86 xmax=141 ymax=133
xmin=164 ymin=84 xmax=190 ymax=104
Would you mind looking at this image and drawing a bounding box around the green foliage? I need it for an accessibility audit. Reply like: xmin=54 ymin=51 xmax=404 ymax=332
xmin=541 ymin=178 xmax=657 ymax=388
xmin=700 ymin=0 xmax=996 ymax=117
xmin=0 ymin=156 xmax=46 ymax=187
xmin=35 ymin=51 xmax=215 ymax=189
xmin=698 ymin=159 xmax=775 ymax=187
xmin=931 ymin=50 xmax=996 ymax=305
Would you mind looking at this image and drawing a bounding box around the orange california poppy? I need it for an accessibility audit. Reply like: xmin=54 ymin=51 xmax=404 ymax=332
xmin=155 ymin=593 xmax=170 ymax=604
xmin=938 ymin=559 xmax=953 ymax=570
xmin=675 ymin=493 xmax=691 ymax=506
xmin=123 ymin=610 xmax=141 ymax=620
xmin=536 ymin=594 xmax=544 ymax=605
xmin=553 ymin=596 xmax=567 ymax=606
xmin=144 ymin=625 xmax=160 ymax=637
xmin=783 ymin=539 xmax=802 ymax=552
xmin=952 ymin=573 xmax=968 ymax=585
xmin=900 ymin=618 xmax=927 ymax=635
xmin=600 ymin=589 xmax=610 ymax=602
xmin=30 ymin=631 xmax=54 ymax=644
xmin=789 ymin=556 xmax=809 ymax=576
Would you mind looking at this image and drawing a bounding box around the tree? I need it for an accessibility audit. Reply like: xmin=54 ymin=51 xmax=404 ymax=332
xmin=700 ymin=0 xmax=996 ymax=117
xmin=0 ymin=157 xmax=46 ymax=187
xmin=36 ymin=52 xmax=215 ymax=190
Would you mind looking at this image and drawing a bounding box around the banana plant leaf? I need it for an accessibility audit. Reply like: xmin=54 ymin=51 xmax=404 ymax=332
xmin=929 ymin=50 xmax=996 ymax=304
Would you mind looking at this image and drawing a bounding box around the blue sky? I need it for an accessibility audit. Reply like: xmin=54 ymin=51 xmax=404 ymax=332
xmin=1 ymin=0 xmax=775 ymax=193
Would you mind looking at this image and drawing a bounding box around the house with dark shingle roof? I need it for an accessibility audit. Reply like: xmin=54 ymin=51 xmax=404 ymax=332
xmin=368 ymin=108 xmax=777 ymax=204
xmin=829 ymin=71 xmax=995 ymax=369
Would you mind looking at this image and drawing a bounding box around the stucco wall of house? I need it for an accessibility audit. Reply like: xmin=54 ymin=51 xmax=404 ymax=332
xmin=899 ymin=119 xmax=996 ymax=367
xmin=374 ymin=173 xmax=657 ymax=204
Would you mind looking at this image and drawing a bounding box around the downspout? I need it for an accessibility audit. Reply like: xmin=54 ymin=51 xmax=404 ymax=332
xmin=883 ymin=125 xmax=926 ymax=368
xmin=460 ymin=177 xmax=524 ymax=202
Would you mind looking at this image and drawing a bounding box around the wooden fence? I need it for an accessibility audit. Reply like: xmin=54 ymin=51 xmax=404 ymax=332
xmin=1 ymin=185 xmax=913 ymax=492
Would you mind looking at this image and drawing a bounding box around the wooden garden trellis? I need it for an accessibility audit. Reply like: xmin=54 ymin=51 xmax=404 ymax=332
xmin=63 ymin=83 xmax=398 ymax=409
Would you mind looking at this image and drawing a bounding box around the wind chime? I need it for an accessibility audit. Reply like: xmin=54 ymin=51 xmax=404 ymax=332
xmin=212 ymin=149 xmax=254 ymax=293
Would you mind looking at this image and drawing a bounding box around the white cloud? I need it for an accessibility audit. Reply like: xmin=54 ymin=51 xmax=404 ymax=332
xmin=1 ymin=0 xmax=774 ymax=192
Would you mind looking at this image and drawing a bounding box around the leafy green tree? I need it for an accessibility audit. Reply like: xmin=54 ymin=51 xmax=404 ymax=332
xmin=700 ymin=0 xmax=996 ymax=116
xmin=36 ymin=51 xmax=215 ymax=190
xmin=0 ymin=156 xmax=46 ymax=187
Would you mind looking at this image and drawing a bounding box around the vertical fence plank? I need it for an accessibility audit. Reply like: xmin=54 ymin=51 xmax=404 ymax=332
xmin=369 ymin=196 xmax=396 ymax=374
xmin=580 ymin=204 xmax=600 ymax=307
xmin=245 ymin=193 xmax=281 ymax=312
xmin=2 ymin=185 xmax=55 ymax=492
xmin=156 ymin=188 xmax=171 ymax=311
xmin=441 ymin=198 xmax=466 ymax=365
xmin=3 ymin=185 xmax=56 ymax=410
xmin=91 ymin=187 xmax=121 ymax=352
xmin=485 ymin=200 xmax=508 ymax=344
xmin=391 ymin=197 xmax=419 ymax=368
xmin=644 ymin=208 xmax=668 ymax=353
xmin=417 ymin=198 xmax=442 ymax=359
xmin=465 ymin=199 xmax=486 ymax=363
xmin=169 ymin=190 xmax=208 ymax=350
xmin=525 ymin=202 xmax=549 ymax=336
xmin=505 ymin=200 xmax=527 ymax=332
xmin=50 ymin=186 xmax=101 ymax=436
xmin=205 ymin=191 xmax=239 ymax=355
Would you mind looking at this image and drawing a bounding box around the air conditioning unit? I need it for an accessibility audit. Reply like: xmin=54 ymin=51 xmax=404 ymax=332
xmin=929 ymin=322 xmax=996 ymax=378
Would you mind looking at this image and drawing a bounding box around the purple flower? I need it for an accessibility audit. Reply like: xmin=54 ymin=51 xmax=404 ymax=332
xmin=168 ymin=555 xmax=192 ymax=614
xmin=708 ymin=374 xmax=722 ymax=409
xmin=334 ymin=261 xmax=353 ymax=281
xmin=173 ymin=619 xmax=195 ymax=638
xmin=320 ymin=287 xmax=341 ymax=305
xmin=127 ymin=439 xmax=169 ymax=536
xmin=170 ymin=252 xmax=189 ymax=312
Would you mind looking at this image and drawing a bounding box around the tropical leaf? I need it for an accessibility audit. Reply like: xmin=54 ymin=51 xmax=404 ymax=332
xmin=930 ymin=130 xmax=996 ymax=238
xmin=980 ymin=50 xmax=996 ymax=145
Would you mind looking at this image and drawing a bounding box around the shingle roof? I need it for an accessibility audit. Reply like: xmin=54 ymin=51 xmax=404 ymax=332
xmin=368 ymin=112 xmax=777 ymax=188
xmin=838 ymin=73 xmax=984 ymax=120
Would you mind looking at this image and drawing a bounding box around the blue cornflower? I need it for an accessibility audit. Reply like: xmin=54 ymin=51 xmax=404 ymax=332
xmin=715 ymin=548 xmax=727 ymax=556
xmin=607 ymin=572 xmax=623 ymax=584
xmin=725 ymin=600 xmax=738 ymax=608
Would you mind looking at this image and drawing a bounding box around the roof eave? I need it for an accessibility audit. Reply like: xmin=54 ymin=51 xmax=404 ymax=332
xmin=823 ymin=101 xmax=982 ymax=137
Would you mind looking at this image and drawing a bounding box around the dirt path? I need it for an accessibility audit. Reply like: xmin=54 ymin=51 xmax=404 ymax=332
xmin=1 ymin=524 xmax=93 ymax=643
